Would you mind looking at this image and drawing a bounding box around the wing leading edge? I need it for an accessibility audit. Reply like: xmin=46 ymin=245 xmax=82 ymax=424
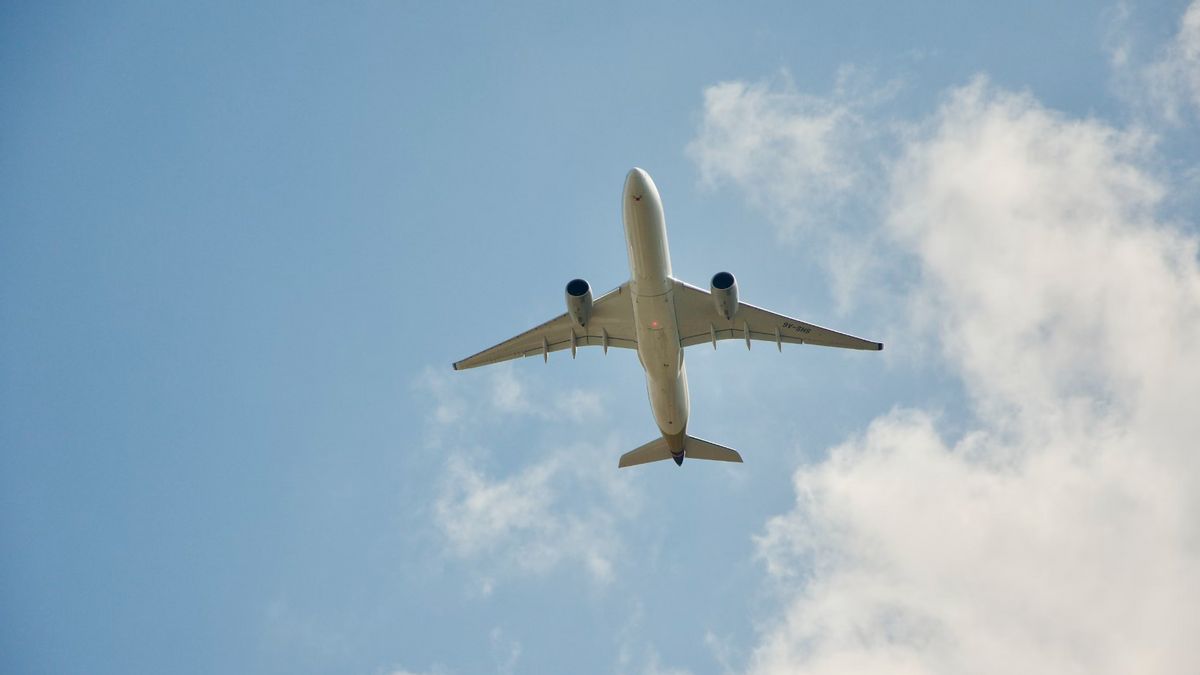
xmin=452 ymin=283 xmax=638 ymax=370
xmin=672 ymin=280 xmax=883 ymax=352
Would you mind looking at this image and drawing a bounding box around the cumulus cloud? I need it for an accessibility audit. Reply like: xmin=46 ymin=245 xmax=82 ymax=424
xmin=697 ymin=76 xmax=1200 ymax=673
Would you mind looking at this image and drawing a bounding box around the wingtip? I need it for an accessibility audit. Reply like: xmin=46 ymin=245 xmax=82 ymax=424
xmin=877 ymin=343 xmax=884 ymax=351
xmin=451 ymin=362 xmax=460 ymax=371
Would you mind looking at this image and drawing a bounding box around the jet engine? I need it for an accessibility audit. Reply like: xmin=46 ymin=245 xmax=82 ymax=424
xmin=710 ymin=271 xmax=738 ymax=320
xmin=566 ymin=278 xmax=593 ymax=327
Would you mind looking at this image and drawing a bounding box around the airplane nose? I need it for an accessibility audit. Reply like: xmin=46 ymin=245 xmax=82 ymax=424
xmin=625 ymin=167 xmax=651 ymax=198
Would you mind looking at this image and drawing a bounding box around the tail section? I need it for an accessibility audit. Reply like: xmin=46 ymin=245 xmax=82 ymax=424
xmin=618 ymin=434 xmax=743 ymax=468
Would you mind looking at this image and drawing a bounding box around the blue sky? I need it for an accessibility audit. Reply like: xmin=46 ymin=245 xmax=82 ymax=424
xmin=4 ymin=2 xmax=1200 ymax=674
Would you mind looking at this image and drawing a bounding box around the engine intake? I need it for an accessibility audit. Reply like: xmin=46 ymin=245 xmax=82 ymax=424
xmin=566 ymin=278 xmax=593 ymax=327
xmin=710 ymin=271 xmax=738 ymax=320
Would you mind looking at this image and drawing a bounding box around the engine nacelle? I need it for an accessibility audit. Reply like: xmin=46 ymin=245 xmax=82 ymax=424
xmin=710 ymin=271 xmax=738 ymax=320
xmin=565 ymin=278 xmax=593 ymax=327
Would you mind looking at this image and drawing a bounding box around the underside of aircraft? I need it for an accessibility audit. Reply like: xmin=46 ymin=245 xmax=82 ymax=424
xmin=454 ymin=169 xmax=882 ymax=468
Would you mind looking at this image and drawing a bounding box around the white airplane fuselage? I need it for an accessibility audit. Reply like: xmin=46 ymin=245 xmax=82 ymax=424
xmin=622 ymin=168 xmax=689 ymax=456
xmin=453 ymin=168 xmax=882 ymax=467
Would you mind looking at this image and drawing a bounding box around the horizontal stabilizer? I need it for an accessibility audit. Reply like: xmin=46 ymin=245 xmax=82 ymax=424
xmin=617 ymin=434 xmax=743 ymax=468
xmin=618 ymin=437 xmax=673 ymax=468
xmin=684 ymin=435 xmax=743 ymax=463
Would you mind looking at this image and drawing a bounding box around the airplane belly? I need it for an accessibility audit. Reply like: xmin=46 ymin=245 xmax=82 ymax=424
xmin=622 ymin=169 xmax=672 ymax=296
xmin=623 ymin=168 xmax=690 ymax=438
xmin=454 ymin=166 xmax=882 ymax=468
xmin=645 ymin=364 xmax=689 ymax=436
xmin=633 ymin=288 xmax=688 ymax=436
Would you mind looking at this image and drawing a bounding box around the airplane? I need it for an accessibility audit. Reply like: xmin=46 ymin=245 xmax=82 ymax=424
xmin=453 ymin=168 xmax=883 ymax=468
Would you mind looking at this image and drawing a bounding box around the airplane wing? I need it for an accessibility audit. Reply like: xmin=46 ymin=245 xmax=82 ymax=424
xmin=453 ymin=283 xmax=638 ymax=370
xmin=672 ymin=279 xmax=883 ymax=351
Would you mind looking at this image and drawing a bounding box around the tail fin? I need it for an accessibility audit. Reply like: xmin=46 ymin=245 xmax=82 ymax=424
xmin=617 ymin=435 xmax=743 ymax=468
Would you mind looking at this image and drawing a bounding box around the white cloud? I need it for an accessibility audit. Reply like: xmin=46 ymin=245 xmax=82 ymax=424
xmin=639 ymin=654 xmax=695 ymax=675
xmin=553 ymin=387 xmax=605 ymax=422
xmin=614 ymin=601 xmax=697 ymax=675
xmin=887 ymin=80 xmax=1179 ymax=424
xmin=489 ymin=627 xmax=522 ymax=675
xmin=695 ymin=77 xmax=1200 ymax=674
xmin=486 ymin=364 xmax=605 ymax=422
xmin=686 ymin=70 xmax=903 ymax=312
xmin=1144 ymin=0 xmax=1200 ymax=124
xmin=705 ymin=630 xmax=740 ymax=675
xmin=422 ymin=365 xmax=637 ymax=586
xmin=1109 ymin=0 xmax=1200 ymax=125
xmin=410 ymin=350 xmax=648 ymax=605
xmin=489 ymin=366 xmax=530 ymax=414
xmin=434 ymin=443 xmax=635 ymax=583
xmin=687 ymin=69 xmax=896 ymax=240
xmin=417 ymin=367 xmax=466 ymax=426
xmin=687 ymin=76 xmax=855 ymax=232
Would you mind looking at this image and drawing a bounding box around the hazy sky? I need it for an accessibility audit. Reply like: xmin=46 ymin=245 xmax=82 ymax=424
xmin=3 ymin=2 xmax=1199 ymax=674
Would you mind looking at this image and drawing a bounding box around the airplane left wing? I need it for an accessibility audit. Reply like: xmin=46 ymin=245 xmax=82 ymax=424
xmin=673 ymin=279 xmax=883 ymax=352
xmin=453 ymin=283 xmax=638 ymax=370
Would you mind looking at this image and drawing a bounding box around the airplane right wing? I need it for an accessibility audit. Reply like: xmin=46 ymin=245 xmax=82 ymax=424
xmin=672 ymin=279 xmax=883 ymax=351
xmin=453 ymin=283 xmax=638 ymax=370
